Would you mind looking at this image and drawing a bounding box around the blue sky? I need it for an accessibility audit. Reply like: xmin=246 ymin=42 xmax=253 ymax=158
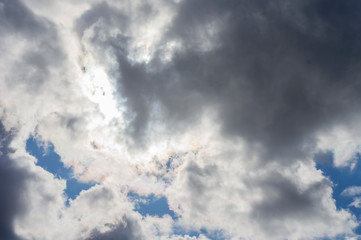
xmin=26 ymin=135 xmax=227 ymax=239
xmin=127 ymin=192 xmax=177 ymax=219
xmin=26 ymin=136 xmax=95 ymax=203
xmin=316 ymin=153 xmax=361 ymax=236
xmin=25 ymin=135 xmax=361 ymax=239
xmin=128 ymin=192 xmax=227 ymax=240
xmin=26 ymin=134 xmax=360 ymax=240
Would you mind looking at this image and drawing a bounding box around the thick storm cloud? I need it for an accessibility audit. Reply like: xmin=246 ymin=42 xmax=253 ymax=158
xmin=0 ymin=122 xmax=29 ymax=240
xmin=80 ymin=0 xmax=361 ymax=161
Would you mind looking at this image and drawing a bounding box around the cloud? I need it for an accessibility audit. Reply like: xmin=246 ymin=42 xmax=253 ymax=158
xmin=71 ymin=1 xmax=361 ymax=236
xmin=1 ymin=0 xmax=361 ymax=239
xmin=349 ymin=197 xmax=361 ymax=208
xmin=0 ymin=0 xmax=50 ymax=36
xmin=77 ymin=0 xmax=361 ymax=163
xmin=342 ymin=186 xmax=361 ymax=197
xmin=0 ymin=0 xmax=65 ymax=91
xmin=165 ymin=141 xmax=356 ymax=239
xmin=163 ymin=0 xmax=361 ymax=162
xmin=0 ymin=122 xmax=29 ymax=240
xmin=87 ymin=216 xmax=144 ymax=240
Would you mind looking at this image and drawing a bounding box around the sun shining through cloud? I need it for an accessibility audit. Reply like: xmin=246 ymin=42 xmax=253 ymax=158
xmin=78 ymin=50 xmax=125 ymax=123
xmin=2 ymin=0 xmax=361 ymax=240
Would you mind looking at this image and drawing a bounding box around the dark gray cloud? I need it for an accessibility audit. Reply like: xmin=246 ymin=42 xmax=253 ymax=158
xmin=250 ymin=170 xmax=333 ymax=236
xmin=314 ymin=149 xmax=334 ymax=164
xmin=161 ymin=0 xmax=361 ymax=161
xmin=0 ymin=0 xmax=48 ymax=36
xmin=74 ymin=2 xmax=128 ymax=39
xmin=0 ymin=0 xmax=65 ymax=92
xmin=0 ymin=121 xmax=30 ymax=240
xmin=77 ymin=0 xmax=361 ymax=161
xmin=87 ymin=216 xmax=144 ymax=240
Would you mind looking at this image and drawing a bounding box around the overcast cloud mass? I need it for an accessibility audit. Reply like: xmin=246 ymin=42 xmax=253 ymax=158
xmin=1 ymin=0 xmax=361 ymax=239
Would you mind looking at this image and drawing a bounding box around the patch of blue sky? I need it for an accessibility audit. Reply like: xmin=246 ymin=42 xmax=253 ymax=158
xmin=26 ymin=136 xmax=95 ymax=203
xmin=316 ymin=236 xmax=357 ymax=240
xmin=172 ymin=227 xmax=227 ymax=240
xmin=128 ymin=192 xmax=177 ymax=219
xmin=316 ymin=151 xmax=361 ymax=235
xmin=127 ymin=192 xmax=227 ymax=240
xmin=172 ymin=226 xmax=200 ymax=238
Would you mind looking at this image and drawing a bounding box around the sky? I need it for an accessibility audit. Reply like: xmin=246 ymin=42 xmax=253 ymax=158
xmin=1 ymin=0 xmax=361 ymax=239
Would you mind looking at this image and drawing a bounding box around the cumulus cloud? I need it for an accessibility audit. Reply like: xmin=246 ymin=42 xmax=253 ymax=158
xmin=1 ymin=0 xmax=361 ymax=239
